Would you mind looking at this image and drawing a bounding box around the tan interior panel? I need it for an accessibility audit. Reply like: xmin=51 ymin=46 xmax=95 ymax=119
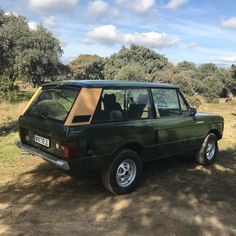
xmin=64 ymin=87 xmax=102 ymax=126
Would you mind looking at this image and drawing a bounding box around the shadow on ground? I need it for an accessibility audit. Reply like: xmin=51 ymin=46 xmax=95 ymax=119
xmin=0 ymin=147 xmax=236 ymax=235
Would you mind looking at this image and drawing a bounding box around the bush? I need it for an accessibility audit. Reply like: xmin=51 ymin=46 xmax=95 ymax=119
xmin=172 ymin=74 xmax=194 ymax=96
xmin=203 ymin=76 xmax=223 ymax=103
xmin=0 ymin=75 xmax=19 ymax=103
xmin=114 ymin=63 xmax=147 ymax=81
xmin=186 ymin=94 xmax=202 ymax=108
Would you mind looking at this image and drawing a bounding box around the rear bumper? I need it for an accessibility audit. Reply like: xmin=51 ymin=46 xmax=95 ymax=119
xmin=16 ymin=141 xmax=70 ymax=171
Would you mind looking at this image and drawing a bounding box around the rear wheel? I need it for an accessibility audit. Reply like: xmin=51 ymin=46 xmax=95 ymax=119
xmin=102 ymin=149 xmax=143 ymax=194
xmin=196 ymin=133 xmax=218 ymax=165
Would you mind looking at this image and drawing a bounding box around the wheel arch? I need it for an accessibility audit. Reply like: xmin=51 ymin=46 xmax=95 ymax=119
xmin=207 ymin=129 xmax=221 ymax=140
xmin=113 ymin=141 xmax=144 ymax=158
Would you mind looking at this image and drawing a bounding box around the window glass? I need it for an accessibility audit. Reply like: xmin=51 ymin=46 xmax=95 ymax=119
xmin=152 ymin=89 xmax=180 ymax=117
xmin=178 ymin=93 xmax=189 ymax=115
xmin=26 ymin=88 xmax=79 ymax=122
xmin=93 ymin=89 xmax=125 ymax=122
xmin=126 ymin=89 xmax=153 ymax=119
xmin=93 ymin=88 xmax=153 ymax=122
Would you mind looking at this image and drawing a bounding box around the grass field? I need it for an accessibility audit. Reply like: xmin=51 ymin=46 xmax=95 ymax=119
xmin=0 ymin=89 xmax=236 ymax=235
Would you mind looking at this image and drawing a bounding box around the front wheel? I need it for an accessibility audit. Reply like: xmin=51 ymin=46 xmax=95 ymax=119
xmin=102 ymin=149 xmax=143 ymax=194
xmin=196 ymin=133 xmax=218 ymax=165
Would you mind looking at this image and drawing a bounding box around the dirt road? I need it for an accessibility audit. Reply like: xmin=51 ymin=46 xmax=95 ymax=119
xmin=0 ymin=146 xmax=236 ymax=236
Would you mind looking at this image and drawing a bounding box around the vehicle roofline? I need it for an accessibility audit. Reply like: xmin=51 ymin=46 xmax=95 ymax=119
xmin=42 ymin=80 xmax=179 ymax=89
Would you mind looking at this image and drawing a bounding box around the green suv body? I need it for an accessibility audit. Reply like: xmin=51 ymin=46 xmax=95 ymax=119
xmin=17 ymin=80 xmax=224 ymax=194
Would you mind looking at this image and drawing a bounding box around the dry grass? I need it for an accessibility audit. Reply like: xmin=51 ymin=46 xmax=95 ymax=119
xmin=0 ymin=92 xmax=235 ymax=165
xmin=0 ymin=91 xmax=236 ymax=235
xmin=199 ymin=101 xmax=236 ymax=149
xmin=0 ymin=88 xmax=35 ymax=164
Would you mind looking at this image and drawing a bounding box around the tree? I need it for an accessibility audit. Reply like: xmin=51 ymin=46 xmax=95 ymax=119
xmin=16 ymin=25 xmax=62 ymax=86
xmin=197 ymin=63 xmax=218 ymax=80
xmin=172 ymin=73 xmax=194 ymax=96
xmin=0 ymin=10 xmax=62 ymax=86
xmin=114 ymin=63 xmax=147 ymax=81
xmin=0 ymin=74 xmax=18 ymax=102
xmin=229 ymin=65 xmax=236 ymax=95
xmin=69 ymin=54 xmax=104 ymax=80
xmin=103 ymin=44 xmax=169 ymax=81
xmin=203 ymin=76 xmax=224 ymax=103
xmin=231 ymin=64 xmax=236 ymax=79
xmin=0 ymin=13 xmax=30 ymax=82
xmin=0 ymin=8 xmax=5 ymax=71
xmin=176 ymin=61 xmax=196 ymax=72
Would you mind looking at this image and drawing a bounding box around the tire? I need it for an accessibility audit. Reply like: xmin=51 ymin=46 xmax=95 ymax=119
xmin=195 ymin=133 xmax=218 ymax=166
xmin=102 ymin=149 xmax=143 ymax=194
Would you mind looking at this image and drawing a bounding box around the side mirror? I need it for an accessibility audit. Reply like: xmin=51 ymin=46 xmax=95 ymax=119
xmin=188 ymin=107 xmax=197 ymax=116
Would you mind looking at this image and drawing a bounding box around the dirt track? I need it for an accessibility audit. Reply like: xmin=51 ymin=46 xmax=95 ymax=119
xmin=0 ymin=145 xmax=236 ymax=236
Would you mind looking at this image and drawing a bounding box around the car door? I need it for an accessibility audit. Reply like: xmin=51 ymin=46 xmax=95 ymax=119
xmin=150 ymin=88 xmax=204 ymax=159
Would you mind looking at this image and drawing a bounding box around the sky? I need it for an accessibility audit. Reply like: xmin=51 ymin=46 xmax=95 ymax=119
xmin=1 ymin=0 xmax=236 ymax=66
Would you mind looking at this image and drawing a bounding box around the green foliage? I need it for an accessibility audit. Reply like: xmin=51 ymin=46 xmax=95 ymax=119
xmin=68 ymin=45 xmax=236 ymax=105
xmin=176 ymin=61 xmax=196 ymax=72
xmin=186 ymin=95 xmax=201 ymax=108
xmin=197 ymin=63 xmax=218 ymax=80
xmin=16 ymin=25 xmax=62 ymax=86
xmin=69 ymin=54 xmax=104 ymax=80
xmin=172 ymin=74 xmax=194 ymax=96
xmin=0 ymin=13 xmax=30 ymax=82
xmin=0 ymin=9 xmax=62 ymax=86
xmin=0 ymin=75 xmax=18 ymax=102
xmin=114 ymin=63 xmax=147 ymax=81
xmin=231 ymin=65 xmax=236 ymax=79
xmin=104 ymin=44 xmax=169 ymax=81
xmin=0 ymin=6 xmax=235 ymax=105
xmin=203 ymin=76 xmax=224 ymax=103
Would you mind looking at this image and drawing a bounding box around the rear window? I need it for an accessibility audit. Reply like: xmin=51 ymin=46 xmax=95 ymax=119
xmin=26 ymin=88 xmax=79 ymax=122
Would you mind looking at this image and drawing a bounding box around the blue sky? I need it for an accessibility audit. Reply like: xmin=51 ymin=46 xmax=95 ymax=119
xmin=1 ymin=0 xmax=236 ymax=66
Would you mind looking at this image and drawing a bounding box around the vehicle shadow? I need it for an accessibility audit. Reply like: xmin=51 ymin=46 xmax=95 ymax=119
xmin=0 ymin=147 xmax=236 ymax=235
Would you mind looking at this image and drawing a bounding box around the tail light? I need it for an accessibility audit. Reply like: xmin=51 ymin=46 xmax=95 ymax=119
xmin=60 ymin=141 xmax=77 ymax=160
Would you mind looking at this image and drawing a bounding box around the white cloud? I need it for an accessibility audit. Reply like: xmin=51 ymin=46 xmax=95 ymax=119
xmin=42 ymin=16 xmax=57 ymax=28
xmin=122 ymin=32 xmax=179 ymax=48
xmin=28 ymin=21 xmax=38 ymax=30
xmin=219 ymin=56 xmax=236 ymax=63
xmin=29 ymin=0 xmax=79 ymax=12
xmin=88 ymin=0 xmax=119 ymax=19
xmin=86 ymin=24 xmax=179 ymax=48
xmin=221 ymin=17 xmax=236 ymax=30
xmin=116 ymin=0 xmax=155 ymax=14
xmin=87 ymin=25 xmax=120 ymax=45
xmin=167 ymin=0 xmax=187 ymax=10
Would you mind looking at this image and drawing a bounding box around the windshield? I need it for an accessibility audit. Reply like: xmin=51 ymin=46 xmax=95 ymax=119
xmin=26 ymin=88 xmax=79 ymax=122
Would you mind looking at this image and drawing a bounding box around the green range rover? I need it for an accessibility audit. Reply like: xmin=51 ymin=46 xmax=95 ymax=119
xmin=17 ymin=80 xmax=224 ymax=194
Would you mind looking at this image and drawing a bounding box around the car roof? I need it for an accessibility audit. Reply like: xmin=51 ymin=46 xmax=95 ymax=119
xmin=43 ymin=80 xmax=178 ymax=89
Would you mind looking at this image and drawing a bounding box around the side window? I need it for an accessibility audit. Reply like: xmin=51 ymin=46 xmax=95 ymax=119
xmin=152 ymin=88 xmax=180 ymax=117
xmin=93 ymin=88 xmax=153 ymax=122
xmin=126 ymin=89 xmax=153 ymax=120
xmin=178 ymin=92 xmax=189 ymax=115
xmin=93 ymin=89 xmax=125 ymax=122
